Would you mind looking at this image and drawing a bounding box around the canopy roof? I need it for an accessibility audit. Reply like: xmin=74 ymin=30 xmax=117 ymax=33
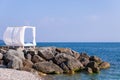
xmin=3 ymin=26 xmax=36 ymax=46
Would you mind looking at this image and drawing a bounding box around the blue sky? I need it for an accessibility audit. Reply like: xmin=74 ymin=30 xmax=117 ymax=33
xmin=0 ymin=0 xmax=120 ymax=42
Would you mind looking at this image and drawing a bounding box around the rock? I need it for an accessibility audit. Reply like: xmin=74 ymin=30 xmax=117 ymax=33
xmin=22 ymin=50 xmax=27 ymax=59
xmin=27 ymin=51 xmax=35 ymax=58
xmin=16 ymin=48 xmax=25 ymax=60
xmin=0 ymin=53 xmax=3 ymax=60
xmin=0 ymin=64 xmax=7 ymax=68
xmin=68 ymin=70 xmax=75 ymax=74
xmin=7 ymin=56 xmax=23 ymax=69
xmin=23 ymin=59 xmax=33 ymax=68
xmin=4 ymin=49 xmax=25 ymax=69
xmin=85 ymin=67 xmax=93 ymax=74
xmin=0 ymin=60 xmax=3 ymax=64
xmin=33 ymin=61 xmax=63 ymax=74
xmin=56 ymin=48 xmax=71 ymax=53
xmin=99 ymin=62 xmax=110 ymax=69
xmin=53 ymin=53 xmax=70 ymax=65
xmin=0 ymin=47 xmax=110 ymax=74
xmin=38 ymin=47 xmax=56 ymax=60
xmin=56 ymin=48 xmax=80 ymax=59
xmin=59 ymin=63 xmax=69 ymax=72
xmin=32 ymin=54 xmax=45 ymax=63
xmin=80 ymin=57 xmax=89 ymax=66
xmin=22 ymin=59 xmax=34 ymax=73
xmin=71 ymin=50 xmax=80 ymax=59
xmin=0 ymin=49 xmax=7 ymax=54
xmin=38 ymin=71 xmax=47 ymax=76
xmin=92 ymin=67 xmax=100 ymax=73
xmin=21 ymin=67 xmax=35 ymax=73
xmin=79 ymin=52 xmax=90 ymax=59
xmin=89 ymin=56 xmax=102 ymax=64
xmin=53 ymin=53 xmax=83 ymax=72
xmin=86 ymin=61 xmax=100 ymax=73
xmin=66 ymin=59 xmax=84 ymax=71
xmin=26 ymin=54 xmax=32 ymax=61
xmin=86 ymin=61 xmax=98 ymax=69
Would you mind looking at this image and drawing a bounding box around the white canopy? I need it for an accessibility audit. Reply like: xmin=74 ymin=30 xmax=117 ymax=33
xmin=3 ymin=26 xmax=36 ymax=46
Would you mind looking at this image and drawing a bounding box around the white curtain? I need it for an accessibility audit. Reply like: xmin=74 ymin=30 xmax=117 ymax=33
xmin=3 ymin=26 xmax=36 ymax=46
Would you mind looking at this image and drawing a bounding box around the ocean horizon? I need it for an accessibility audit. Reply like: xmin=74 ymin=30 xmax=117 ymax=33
xmin=0 ymin=41 xmax=120 ymax=80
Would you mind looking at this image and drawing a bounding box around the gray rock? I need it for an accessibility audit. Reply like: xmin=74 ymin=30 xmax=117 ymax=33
xmin=26 ymin=54 xmax=32 ymax=61
xmin=53 ymin=53 xmax=84 ymax=72
xmin=33 ymin=61 xmax=63 ymax=74
xmin=59 ymin=63 xmax=69 ymax=72
xmin=86 ymin=61 xmax=98 ymax=69
xmin=23 ymin=59 xmax=33 ymax=68
xmin=53 ymin=53 xmax=69 ymax=65
xmin=71 ymin=50 xmax=80 ymax=59
xmin=80 ymin=57 xmax=90 ymax=66
xmin=38 ymin=47 xmax=56 ymax=60
xmin=0 ymin=49 xmax=7 ymax=54
xmin=6 ymin=49 xmax=25 ymax=60
xmin=79 ymin=52 xmax=90 ymax=59
xmin=56 ymin=48 xmax=80 ymax=59
xmin=56 ymin=48 xmax=72 ymax=54
xmin=66 ymin=59 xmax=84 ymax=71
xmin=32 ymin=54 xmax=45 ymax=63
xmin=4 ymin=49 xmax=25 ymax=69
xmin=86 ymin=61 xmax=100 ymax=73
xmin=7 ymin=56 xmax=23 ymax=69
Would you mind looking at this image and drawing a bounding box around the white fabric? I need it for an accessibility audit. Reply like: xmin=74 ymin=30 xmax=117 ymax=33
xmin=3 ymin=26 xmax=36 ymax=46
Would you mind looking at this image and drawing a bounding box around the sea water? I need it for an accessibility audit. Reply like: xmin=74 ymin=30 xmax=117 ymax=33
xmin=1 ymin=41 xmax=120 ymax=80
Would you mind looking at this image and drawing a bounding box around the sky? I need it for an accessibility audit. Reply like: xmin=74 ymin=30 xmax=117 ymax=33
xmin=0 ymin=0 xmax=120 ymax=42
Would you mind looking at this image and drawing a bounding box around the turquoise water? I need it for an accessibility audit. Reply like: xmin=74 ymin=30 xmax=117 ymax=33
xmin=1 ymin=42 xmax=120 ymax=80
xmin=38 ymin=42 xmax=120 ymax=80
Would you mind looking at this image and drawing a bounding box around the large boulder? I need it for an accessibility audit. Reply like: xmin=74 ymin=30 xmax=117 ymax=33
xmin=33 ymin=61 xmax=63 ymax=74
xmin=86 ymin=61 xmax=98 ymax=69
xmin=80 ymin=57 xmax=90 ymax=66
xmin=38 ymin=47 xmax=56 ymax=60
xmin=21 ymin=59 xmax=34 ymax=72
xmin=7 ymin=56 xmax=23 ymax=69
xmin=5 ymin=49 xmax=25 ymax=60
xmin=86 ymin=61 xmax=100 ymax=73
xmin=32 ymin=54 xmax=45 ymax=63
xmin=66 ymin=58 xmax=84 ymax=71
xmin=23 ymin=59 xmax=33 ymax=68
xmin=99 ymin=62 xmax=110 ymax=69
xmin=4 ymin=49 xmax=25 ymax=69
xmin=53 ymin=53 xmax=83 ymax=72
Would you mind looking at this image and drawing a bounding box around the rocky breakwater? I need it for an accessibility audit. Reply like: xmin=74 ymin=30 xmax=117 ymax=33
xmin=0 ymin=46 xmax=110 ymax=75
